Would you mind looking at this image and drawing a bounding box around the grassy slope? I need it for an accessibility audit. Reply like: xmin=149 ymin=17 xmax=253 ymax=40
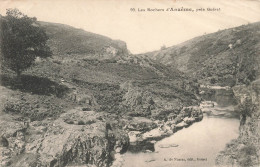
xmin=144 ymin=22 xmax=260 ymax=86
xmin=27 ymin=54 xmax=199 ymax=117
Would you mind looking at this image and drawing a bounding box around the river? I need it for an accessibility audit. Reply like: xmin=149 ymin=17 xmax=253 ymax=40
xmin=121 ymin=103 xmax=240 ymax=167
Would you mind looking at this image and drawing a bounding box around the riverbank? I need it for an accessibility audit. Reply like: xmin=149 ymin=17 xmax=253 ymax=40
xmin=119 ymin=101 xmax=240 ymax=167
xmin=216 ymin=80 xmax=260 ymax=167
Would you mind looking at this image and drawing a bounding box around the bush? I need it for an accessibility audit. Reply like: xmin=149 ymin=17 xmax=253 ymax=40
xmin=239 ymin=97 xmax=256 ymax=117
xmin=210 ymin=77 xmax=216 ymax=84
xmin=52 ymin=60 xmax=62 ymax=65
xmin=82 ymin=107 xmax=91 ymax=111
xmin=160 ymin=45 xmax=166 ymax=50
xmin=3 ymin=96 xmax=65 ymax=121
xmin=65 ymin=120 xmax=74 ymax=124
xmin=78 ymin=120 xmax=85 ymax=125
xmin=3 ymin=101 xmax=24 ymax=114
xmin=238 ymin=145 xmax=258 ymax=167
xmin=85 ymin=120 xmax=96 ymax=125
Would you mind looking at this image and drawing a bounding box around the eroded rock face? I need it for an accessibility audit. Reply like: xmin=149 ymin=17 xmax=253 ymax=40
xmin=216 ymin=79 xmax=260 ymax=167
xmin=0 ymin=108 xmax=129 ymax=167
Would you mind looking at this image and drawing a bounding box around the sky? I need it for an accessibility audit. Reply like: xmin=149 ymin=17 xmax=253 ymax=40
xmin=0 ymin=0 xmax=260 ymax=54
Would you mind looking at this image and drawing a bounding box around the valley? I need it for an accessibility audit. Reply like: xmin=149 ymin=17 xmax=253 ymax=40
xmin=0 ymin=14 xmax=259 ymax=167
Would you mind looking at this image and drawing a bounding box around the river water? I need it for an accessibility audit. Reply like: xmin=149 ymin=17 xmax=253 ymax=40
xmin=121 ymin=104 xmax=240 ymax=167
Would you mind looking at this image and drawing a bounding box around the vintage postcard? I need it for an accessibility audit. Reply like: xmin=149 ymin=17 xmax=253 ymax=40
xmin=0 ymin=0 xmax=259 ymax=167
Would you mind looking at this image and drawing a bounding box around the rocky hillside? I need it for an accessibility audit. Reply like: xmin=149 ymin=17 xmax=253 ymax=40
xmin=0 ymin=18 xmax=201 ymax=167
xmin=143 ymin=22 xmax=260 ymax=86
xmin=33 ymin=21 xmax=200 ymax=115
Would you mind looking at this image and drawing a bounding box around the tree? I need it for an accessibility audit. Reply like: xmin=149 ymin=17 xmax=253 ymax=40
xmin=160 ymin=44 xmax=166 ymax=50
xmin=1 ymin=9 xmax=51 ymax=78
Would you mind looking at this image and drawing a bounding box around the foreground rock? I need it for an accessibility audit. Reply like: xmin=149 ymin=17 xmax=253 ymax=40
xmin=0 ymin=108 xmax=129 ymax=167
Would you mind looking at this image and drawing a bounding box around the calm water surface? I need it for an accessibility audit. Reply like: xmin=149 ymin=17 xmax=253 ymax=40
xmin=122 ymin=108 xmax=240 ymax=167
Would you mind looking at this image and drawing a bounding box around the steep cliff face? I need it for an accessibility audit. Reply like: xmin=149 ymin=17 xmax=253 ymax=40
xmin=216 ymin=79 xmax=260 ymax=167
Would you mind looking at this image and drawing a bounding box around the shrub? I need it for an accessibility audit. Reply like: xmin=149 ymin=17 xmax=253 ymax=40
xmin=160 ymin=45 xmax=166 ymax=50
xmin=210 ymin=77 xmax=216 ymax=84
xmin=3 ymin=96 xmax=64 ymax=121
xmin=82 ymin=107 xmax=91 ymax=111
xmin=239 ymin=97 xmax=256 ymax=117
xmin=3 ymin=100 xmax=34 ymax=115
xmin=78 ymin=120 xmax=85 ymax=125
xmin=85 ymin=120 xmax=96 ymax=125
xmin=52 ymin=60 xmax=62 ymax=65
xmin=238 ymin=145 xmax=258 ymax=167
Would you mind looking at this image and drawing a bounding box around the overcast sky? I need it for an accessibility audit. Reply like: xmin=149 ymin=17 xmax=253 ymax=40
xmin=1 ymin=0 xmax=260 ymax=54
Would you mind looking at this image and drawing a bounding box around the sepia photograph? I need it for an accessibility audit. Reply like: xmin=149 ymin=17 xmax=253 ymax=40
xmin=0 ymin=0 xmax=259 ymax=166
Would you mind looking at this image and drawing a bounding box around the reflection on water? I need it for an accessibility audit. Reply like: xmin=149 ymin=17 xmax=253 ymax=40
xmin=122 ymin=108 xmax=240 ymax=167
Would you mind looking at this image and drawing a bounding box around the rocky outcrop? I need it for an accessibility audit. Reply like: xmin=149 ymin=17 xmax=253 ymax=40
xmin=67 ymin=88 xmax=98 ymax=107
xmin=125 ymin=106 xmax=203 ymax=152
xmin=124 ymin=117 xmax=157 ymax=132
xmin=216 ymin=79 xmax=260 ymax=167
xmin=120 ymin=82 xmax=156 ymax=117
xmin=0 ymin=108 xmax=129 ymax=167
